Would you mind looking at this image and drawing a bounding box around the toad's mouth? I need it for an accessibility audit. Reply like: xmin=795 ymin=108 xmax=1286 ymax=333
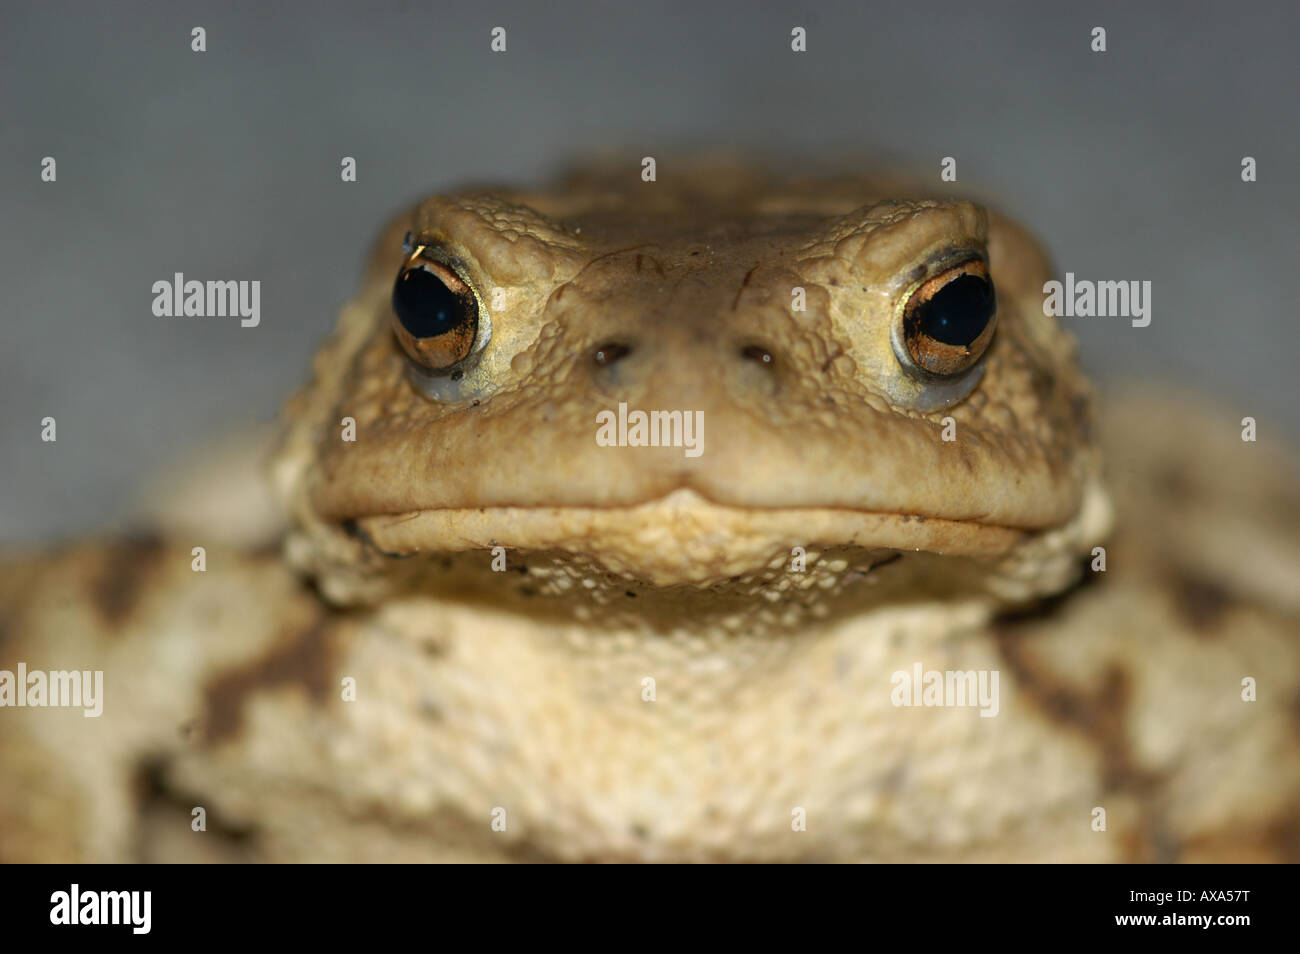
xmin=344 ymin=488 xmax=1035 ymax=587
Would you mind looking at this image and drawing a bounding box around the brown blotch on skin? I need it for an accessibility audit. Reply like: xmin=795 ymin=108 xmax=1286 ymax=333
xmin=1070 ymin=393 xmax=1094 ymax=443
xmin=1159 ymin=464 xmax=1191 ymax=503
xmin=1012 ymin=654 xmax=1136 ymax=789
xmin=201 ymin=616 xmax=335 ymax=744
xmin=1029 ymin=363 xmax=1054 ymax=406
xmin=1171 ymin=570 xmax=1234 ymax=635
xmin=132 ymin=756 xmax=255 ymax=861
xmin=994 ymin=620 xmax=1170 ymax=861
xmin=91 ymin=535 xmax=165 ymax=628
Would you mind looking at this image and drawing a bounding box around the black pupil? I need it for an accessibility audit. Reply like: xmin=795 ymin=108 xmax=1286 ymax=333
xmin=918 ymin=274 xmax=994 ymax=347
xmin=392 ymin=266 xmax=468 ymax=338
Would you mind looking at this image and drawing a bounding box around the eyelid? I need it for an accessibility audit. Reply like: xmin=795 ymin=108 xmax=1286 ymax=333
xmin=909 ymin=257 xmax=990 ymax=305
xmin=402 ymin=251 xmax=472 ymax=299
xmin=401 ymin=241 xmax=485 ymax=297
xmin=903 ymin=249 xmax=989 ymax=293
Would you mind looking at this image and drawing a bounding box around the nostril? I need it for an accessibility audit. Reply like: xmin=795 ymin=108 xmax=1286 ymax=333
xmin=592 ymin=342 xmax=632 ymax=367
xmin=739 ymin=344 xmax=775 ymax=367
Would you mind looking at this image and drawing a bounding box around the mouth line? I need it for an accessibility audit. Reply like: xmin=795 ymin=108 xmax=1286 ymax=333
xmin=339 ymin=489 xmax=1032 ymax=569
xmin=338 ymin=485 xmax=1020 ymax=527
xmin=362 ymin=502 xmax=1010 ymax=530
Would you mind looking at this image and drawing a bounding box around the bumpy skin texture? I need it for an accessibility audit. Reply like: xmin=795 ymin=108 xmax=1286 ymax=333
xmin=2 ymin=163 xmax=1297 ymax=862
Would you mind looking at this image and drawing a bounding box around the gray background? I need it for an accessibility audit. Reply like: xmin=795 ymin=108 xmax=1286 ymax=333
xmin=2 ymin=0 xmax=1297 ymax=542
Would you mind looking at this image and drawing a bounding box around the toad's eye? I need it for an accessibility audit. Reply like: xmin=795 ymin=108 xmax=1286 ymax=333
xmin=898 ymin=259 xmax=997 ymax=378
xmin=391 ymin=253 xmax=480 ymax=372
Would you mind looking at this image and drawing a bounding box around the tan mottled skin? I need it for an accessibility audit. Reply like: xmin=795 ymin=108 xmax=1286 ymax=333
xmin=2 ymin=162 xmax=1298 ymax=862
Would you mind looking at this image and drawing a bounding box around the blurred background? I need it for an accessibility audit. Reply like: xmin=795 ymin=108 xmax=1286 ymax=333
xmin=2 ymin=0 xmax=1297 ymax=542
